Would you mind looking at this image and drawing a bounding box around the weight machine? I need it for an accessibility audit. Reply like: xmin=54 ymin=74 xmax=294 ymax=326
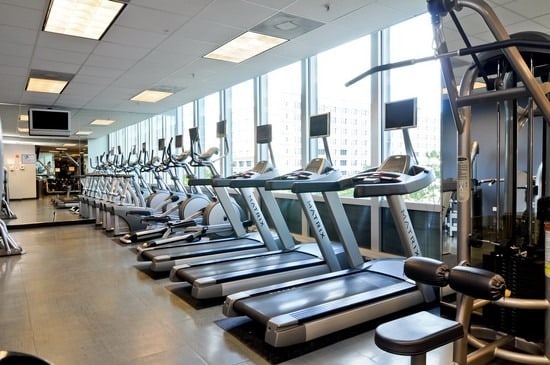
xmin=347 ymin=0 xmax=550 ymax=363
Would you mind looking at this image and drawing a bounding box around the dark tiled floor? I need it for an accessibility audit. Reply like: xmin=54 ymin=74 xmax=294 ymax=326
xmin=0 ymin=198 xmax=462 ymax=364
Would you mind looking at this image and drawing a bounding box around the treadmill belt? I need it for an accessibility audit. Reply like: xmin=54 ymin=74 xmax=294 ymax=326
xmin=175 ymin=251 xmax=322 ymax=283
xmin=140 ymin=238 xmax=263 ymax=261
xmin=233 ymin=270 xmax=414 ymax=324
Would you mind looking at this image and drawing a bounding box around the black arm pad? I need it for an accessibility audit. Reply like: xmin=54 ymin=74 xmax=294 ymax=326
xmin=167 ymin=220 xmax=196 ymax=229
xmin=125 ymin=210 xmax=152 ymax=216
xmin=141 ymin=215 xmax=171 ymax=223
xmin=404 ymin=257 xmax=449 ymax=286
xmin=449 ymin=266 xmax=506 ymax=301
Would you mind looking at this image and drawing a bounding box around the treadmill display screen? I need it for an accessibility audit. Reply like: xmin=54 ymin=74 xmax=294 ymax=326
xmin=384 ymin=98 xmax=417 ymax=130
xmin=309 ymin=113 xmax=330 ymax=138
xmin=175 ymin=134 xmax=183 ymax=148
xmin=216 ymin=120 xmax=226 ymax=138
xmin=256 ymin=124 xmax=272 ymax=144
xmin=189 ymin=127 xmax=199 ymax=143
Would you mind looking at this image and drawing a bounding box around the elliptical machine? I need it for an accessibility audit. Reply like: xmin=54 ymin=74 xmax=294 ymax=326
xmin=136 ymin=122 xmax=248 ymax=249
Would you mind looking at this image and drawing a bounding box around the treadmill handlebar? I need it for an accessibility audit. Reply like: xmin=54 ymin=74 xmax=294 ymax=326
xmin=265 ymin=168 xmax=341 ymax=191
xmin=290 ymin=165 xmax=434 ymax=195
xmin=353 ymin=165 xmax=435 ymax=197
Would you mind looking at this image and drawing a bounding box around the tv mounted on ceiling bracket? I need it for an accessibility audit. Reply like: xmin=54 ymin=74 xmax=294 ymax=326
xmin=28 ymin=108 xmax=71 ymax=137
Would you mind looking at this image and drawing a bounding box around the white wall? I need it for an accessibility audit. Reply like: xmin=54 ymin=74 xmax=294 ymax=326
xmin=3 ymin=143 xmax=37 ymax=199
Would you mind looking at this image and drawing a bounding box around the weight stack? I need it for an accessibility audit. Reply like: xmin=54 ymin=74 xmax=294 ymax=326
xmin=482 ymin=250 xmax=545 ymax=342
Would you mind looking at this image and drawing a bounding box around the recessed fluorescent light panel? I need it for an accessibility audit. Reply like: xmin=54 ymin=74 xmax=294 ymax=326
xmin=26 ymin=70 xmax=73 ymax=94
xmin=75 ymin=130 xmax=93 ymax=135
xmin=43 ymin=0 xmax=126 ymax=40
xmin=26 ymin=78 xmax=68 ymax=94
xmin=91 ymin=119 xmax=116 ymax=126
xmin=130 ymin=90 xmax=173 ymax=103
xmin=204 ymin=31 xmax=287 ymax=63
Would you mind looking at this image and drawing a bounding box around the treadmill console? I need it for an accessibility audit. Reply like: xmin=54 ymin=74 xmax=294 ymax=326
xmin=227 ymin=160 xmax=272 ymax=179
xmin=277 ymin=158 xmax=330 ymax=180
xmin=378 ymin=155 xmax=410 ymax=173
xmin=305 ymin=157 xmax=327 ymax=174
xmin=353 ymin=155 xmax=410 ymax=184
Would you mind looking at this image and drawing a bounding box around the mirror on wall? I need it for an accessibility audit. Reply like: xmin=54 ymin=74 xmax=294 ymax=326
xmin=4 ymin=144 xmax=89 ymax=228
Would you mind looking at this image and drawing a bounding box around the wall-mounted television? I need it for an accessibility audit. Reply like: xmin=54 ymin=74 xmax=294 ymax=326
xmin=309 ymin=112 xmax=330 ymax=138
xmin=28 ymin=108 xmax=71 ymax=137
xmin=384 ymin=98 xmax=417 ymax=130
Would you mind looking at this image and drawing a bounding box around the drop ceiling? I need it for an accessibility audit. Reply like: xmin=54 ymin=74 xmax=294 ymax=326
xmin=0 ymin=0 xmax=549 ymax=146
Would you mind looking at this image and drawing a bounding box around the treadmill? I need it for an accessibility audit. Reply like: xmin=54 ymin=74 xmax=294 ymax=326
xmin=222 ymin=155 xmax=436 ymax=346
xmin=169 ymin=113 xmax=362 ymax=299
xmin=222 ymin=101 xmax=437 ymax=347
xmin=135 ymin=124 xmax=294 ymax=272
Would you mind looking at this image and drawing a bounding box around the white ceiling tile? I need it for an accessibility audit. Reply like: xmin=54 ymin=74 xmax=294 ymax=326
xmin=29 ymin=58 xmax=80 ymax=74
xmin=0 ymin=2 xmax=44 ymax=30
xmin=71 ymin=74 xmax=114 ymax=87
xmin=199 ymin=0 xmax=278 ymax=28
xmin=84 ymin=54 xmax=137 ymax=71
xmin=171 ymin=19 xmax=244 ymax=45
xmin=93 ymin=42 xmax=151 ymax=60
xmin=78 ymin=65 xmax=125 ymax=79
xmin=242 ymin=0 xmax=296 ymax=11
xmin=502 ymin=0 xmax=550 ymax=19
xmin=0 ymin=41 xmax=34 ymax=59
xmin=127 ymin=0 xmax=213 ymax=16
xmin=0 ymin=24 xmax=38 ymax=45
xmin=33 ymin=47 xmax=90 ymax=65
xmin=37 ymin=32 xmax=98 ymax=53
xmin=285 ymin=0 xmax=377 ymax=23
xmin=0 ymin=54 xmax=31 ymax=69
xmin=115 ymin=5 xmax=192 ymax=35
xmin=0 ymin=0 xmax=46 ymax=10
xmin=19 ymin=91 xmax=60 ymax=105
xmin=103 ymin=25 xmax=169 ymax=48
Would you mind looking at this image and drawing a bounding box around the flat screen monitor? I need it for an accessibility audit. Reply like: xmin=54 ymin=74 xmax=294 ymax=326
xmin=158 ymin=138 xmax=165 ymax=151
xmin=216 ymin=120 xmax=226 ymax=138
xmin=384 ymin=98 xmax=417 ymax=130
xmin=175 ymin=135 xmax=183 ymax=148
xmin=309 ymin=112 xmax=330 ymax=138
xmin=256 ymin=124 xmax=272 ymax=144
xmin=28 ymin=108 xmax=71 ymax=137
xmin=189 ymin=127 xmax=199 ymax=143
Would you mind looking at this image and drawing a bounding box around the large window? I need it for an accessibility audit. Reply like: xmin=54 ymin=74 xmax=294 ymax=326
xmin=265 ymin=62 xmax=302 ymax=173
xmin=201 ymin=92 xmax=223 ymax=176
xmin=316 ymin=35 xmax=372 ymax=181
xmin=228 ymin=79 xmax=255 ymax=174
xmin=177 ymin=102 xmax=194 ymax=149
xmin=385 ymin=13 xmax=441 ymax=204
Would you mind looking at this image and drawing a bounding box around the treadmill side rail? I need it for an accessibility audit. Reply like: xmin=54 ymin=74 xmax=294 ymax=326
xmin=265 ymin=289 xmax=424 ymax=347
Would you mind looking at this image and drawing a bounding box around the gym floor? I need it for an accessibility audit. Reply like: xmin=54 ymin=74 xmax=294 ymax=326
xmin=0 ymin=198 xmax=457 ymax=364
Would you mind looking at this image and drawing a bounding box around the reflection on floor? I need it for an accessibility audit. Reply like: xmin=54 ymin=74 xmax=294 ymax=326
xmin=0 ymin=198 xmax=459 ymax=365
xmin=6 ymin=196 xmax=90 ymax=229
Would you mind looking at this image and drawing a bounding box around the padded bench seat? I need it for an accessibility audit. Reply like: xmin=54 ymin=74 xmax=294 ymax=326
xmin=375 ymin=311 xmax=464 ymax=364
